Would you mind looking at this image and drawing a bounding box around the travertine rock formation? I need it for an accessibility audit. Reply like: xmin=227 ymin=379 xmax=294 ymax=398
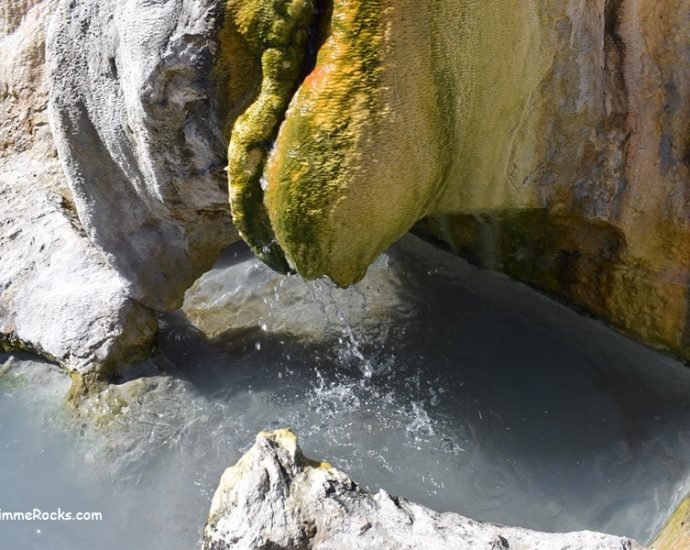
xmin=240 ymin=0 xmax=690 ymax=360
xmin=3 ymin=0 xmax=689 ymax=370
xmin=203 ymin=429 xmax=646 ymax=550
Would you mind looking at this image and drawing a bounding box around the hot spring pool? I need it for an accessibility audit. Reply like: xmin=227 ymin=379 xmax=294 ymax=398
xmin=2 ymin=235 xmax=690 ymax=549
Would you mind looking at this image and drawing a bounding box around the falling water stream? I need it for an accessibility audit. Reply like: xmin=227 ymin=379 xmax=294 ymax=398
xmin=2 ymin=235 xmax=690 ymax=549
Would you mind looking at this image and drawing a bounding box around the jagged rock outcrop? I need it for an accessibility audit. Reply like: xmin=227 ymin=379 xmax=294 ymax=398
xmin=203 ymin=429 xmax=646 ymax=550
xmin=0 ymin=0 xmax=157 ymax=374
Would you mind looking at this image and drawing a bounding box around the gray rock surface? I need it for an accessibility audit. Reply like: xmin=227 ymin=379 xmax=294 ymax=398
xmin=0 ymin=0 xmax=157 ymax=374
xmin=0 ymin=155 xmax=157 ymax=373
xmin=47 ymin=0 xmax=236 ymax=311
xmin=1 ymin=0 xmax=244 ymax=374
xmin=203 ymin=430 xmax=646 ymax=550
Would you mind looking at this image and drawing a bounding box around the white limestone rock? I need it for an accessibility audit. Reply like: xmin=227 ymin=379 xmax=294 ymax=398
xmin=203 ymin=430 xmax=646 ymax=550
xmin=1 ymin=0 xmax=242 ymax=374
xmin=47 ymin=0 xmax=236 ymax=311
xmin=0 ymin=156 xmax=157 ymax=373
xmin=0 ymin=0 xmax=157 ymax=374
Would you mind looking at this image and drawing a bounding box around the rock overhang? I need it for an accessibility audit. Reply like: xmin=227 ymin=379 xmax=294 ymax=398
xmin=226 ymin=0 xmax=553 ymax=287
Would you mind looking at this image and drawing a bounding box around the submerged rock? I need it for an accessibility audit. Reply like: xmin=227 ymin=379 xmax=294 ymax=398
xmin=203 ymin=429 xmax=646 ymax=550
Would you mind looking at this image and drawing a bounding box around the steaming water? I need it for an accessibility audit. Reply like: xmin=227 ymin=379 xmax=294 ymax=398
xmin=2 ymin=235 xmax=690 ymax=549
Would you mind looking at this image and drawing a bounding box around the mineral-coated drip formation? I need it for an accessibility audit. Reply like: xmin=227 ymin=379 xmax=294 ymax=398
xmin=225 ymin=0 xmax=316 ymax=273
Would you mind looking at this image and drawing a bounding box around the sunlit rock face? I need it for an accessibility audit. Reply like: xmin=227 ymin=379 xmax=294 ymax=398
xmin=238 ymin=0 xmax=690 ymax=359
xmin=0 ymin=0 xmax=157 ymax=374
xmin=47 ymin=0 xmax=238 ymax=311
xmin=417 ymin=1 xmax=690 ymax=360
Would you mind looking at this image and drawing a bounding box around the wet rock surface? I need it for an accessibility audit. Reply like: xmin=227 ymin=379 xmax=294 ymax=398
xmin=203 ymin=429 xmax=646 ymax=550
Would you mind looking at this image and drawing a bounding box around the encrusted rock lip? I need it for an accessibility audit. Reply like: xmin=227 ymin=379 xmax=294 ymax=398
xmin=263 ymin=0 xmax=393 ymax=287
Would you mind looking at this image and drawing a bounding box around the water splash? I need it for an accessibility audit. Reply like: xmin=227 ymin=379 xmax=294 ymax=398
xmin=406 ymin=401 xmax=435 ymax=442
xmin=307 ymin=279 xmax=377 ymax=378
